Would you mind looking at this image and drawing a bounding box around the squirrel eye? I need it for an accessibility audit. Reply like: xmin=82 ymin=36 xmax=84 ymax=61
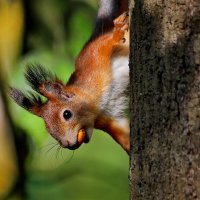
xmin=63 ymin=110 xmax=72 ymax=120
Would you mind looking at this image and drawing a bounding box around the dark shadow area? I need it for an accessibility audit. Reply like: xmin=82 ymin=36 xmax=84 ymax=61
xmin=22 ymin=0 xmax=96 ymax=53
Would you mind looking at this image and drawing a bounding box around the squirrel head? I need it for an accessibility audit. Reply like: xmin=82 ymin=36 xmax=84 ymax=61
xmin=10 ymin=65 xmax=95 ymax=150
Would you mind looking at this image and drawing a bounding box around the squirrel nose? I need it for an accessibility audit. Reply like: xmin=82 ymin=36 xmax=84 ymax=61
xmin=59 ymin=140 xmax=80 ymax=150
xmin=67 ymin=143 xmax=80 ymax=150
xmin=65 ymin=141 xmax=80 ymax=150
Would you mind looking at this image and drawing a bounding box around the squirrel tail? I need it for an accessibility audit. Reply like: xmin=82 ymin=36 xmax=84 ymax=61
xmin=92 ymin=0 xmax=128 ymax=38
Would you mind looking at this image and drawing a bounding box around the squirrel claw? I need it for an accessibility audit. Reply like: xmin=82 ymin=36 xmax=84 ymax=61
xmin=113 ymin=12 xmax=129 ymax=42
xmin=113 ymin=12 xmax=129 ymax=31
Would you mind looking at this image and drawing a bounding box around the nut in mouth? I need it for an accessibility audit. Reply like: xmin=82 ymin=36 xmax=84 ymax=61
xmin=77 ymin=129 xmax=86 ymax=144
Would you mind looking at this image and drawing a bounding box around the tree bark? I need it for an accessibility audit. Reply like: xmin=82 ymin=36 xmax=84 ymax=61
xmin=129 ymin=0 xmax=200 ymax=199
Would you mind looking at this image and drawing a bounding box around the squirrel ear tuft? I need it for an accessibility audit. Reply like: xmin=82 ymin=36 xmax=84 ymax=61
xmin=24 ymin=64 xmax=60 ymax=92
xmin=24 ymin=64 xmax=66 ymax=99
xmin=9 ymin=87 xmax=43 ymax=116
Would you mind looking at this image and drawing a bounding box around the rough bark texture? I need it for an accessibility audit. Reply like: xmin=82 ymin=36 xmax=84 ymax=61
xmin=129 ymin=0 xmax=200 ymax=199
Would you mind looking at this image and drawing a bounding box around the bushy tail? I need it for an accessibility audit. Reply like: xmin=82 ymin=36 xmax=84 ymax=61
xmin=92 ymin=0 xmax=128 ymax=38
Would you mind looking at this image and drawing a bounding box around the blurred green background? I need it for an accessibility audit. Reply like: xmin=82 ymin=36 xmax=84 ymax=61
xmin=0 ymin=0 xmax=129 ymax=199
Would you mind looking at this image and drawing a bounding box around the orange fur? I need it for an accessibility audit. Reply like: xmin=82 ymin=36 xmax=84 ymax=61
xmin=95 ymin=115 xmax=130 ymax=153
xmin=10 ymin=4 xmax=130 ymax=153
xmin=66 ymin=13 xmax=130 ymax=153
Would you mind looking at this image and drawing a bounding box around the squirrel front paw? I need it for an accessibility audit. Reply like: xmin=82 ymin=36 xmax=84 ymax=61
xmin=113 ymin=12 xmax=129 ymax=43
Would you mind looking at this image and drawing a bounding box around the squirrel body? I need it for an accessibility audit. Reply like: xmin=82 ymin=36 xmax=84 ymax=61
xmin=10 ymin=0 xmax=130 ymax=153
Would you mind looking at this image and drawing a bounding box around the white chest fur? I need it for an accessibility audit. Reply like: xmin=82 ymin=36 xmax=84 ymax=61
xmin=100 ymin=55 xmax=129 ymax=118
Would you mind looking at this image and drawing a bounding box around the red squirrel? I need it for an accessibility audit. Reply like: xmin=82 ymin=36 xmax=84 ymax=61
xmin=10 ymin=0 xmax=130 ymax=154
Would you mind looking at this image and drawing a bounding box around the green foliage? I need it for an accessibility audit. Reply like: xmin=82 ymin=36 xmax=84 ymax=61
xmin=26 ymin=133 xmax=128 ymax=200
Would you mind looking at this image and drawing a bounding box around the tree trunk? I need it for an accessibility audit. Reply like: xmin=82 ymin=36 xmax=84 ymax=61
xmin=129 ymin=0 xmax=200 ymax=199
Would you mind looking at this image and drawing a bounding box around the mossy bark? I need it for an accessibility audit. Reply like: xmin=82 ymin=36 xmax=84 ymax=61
xmin=129 ymin=0 xmax=200 ymax=199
